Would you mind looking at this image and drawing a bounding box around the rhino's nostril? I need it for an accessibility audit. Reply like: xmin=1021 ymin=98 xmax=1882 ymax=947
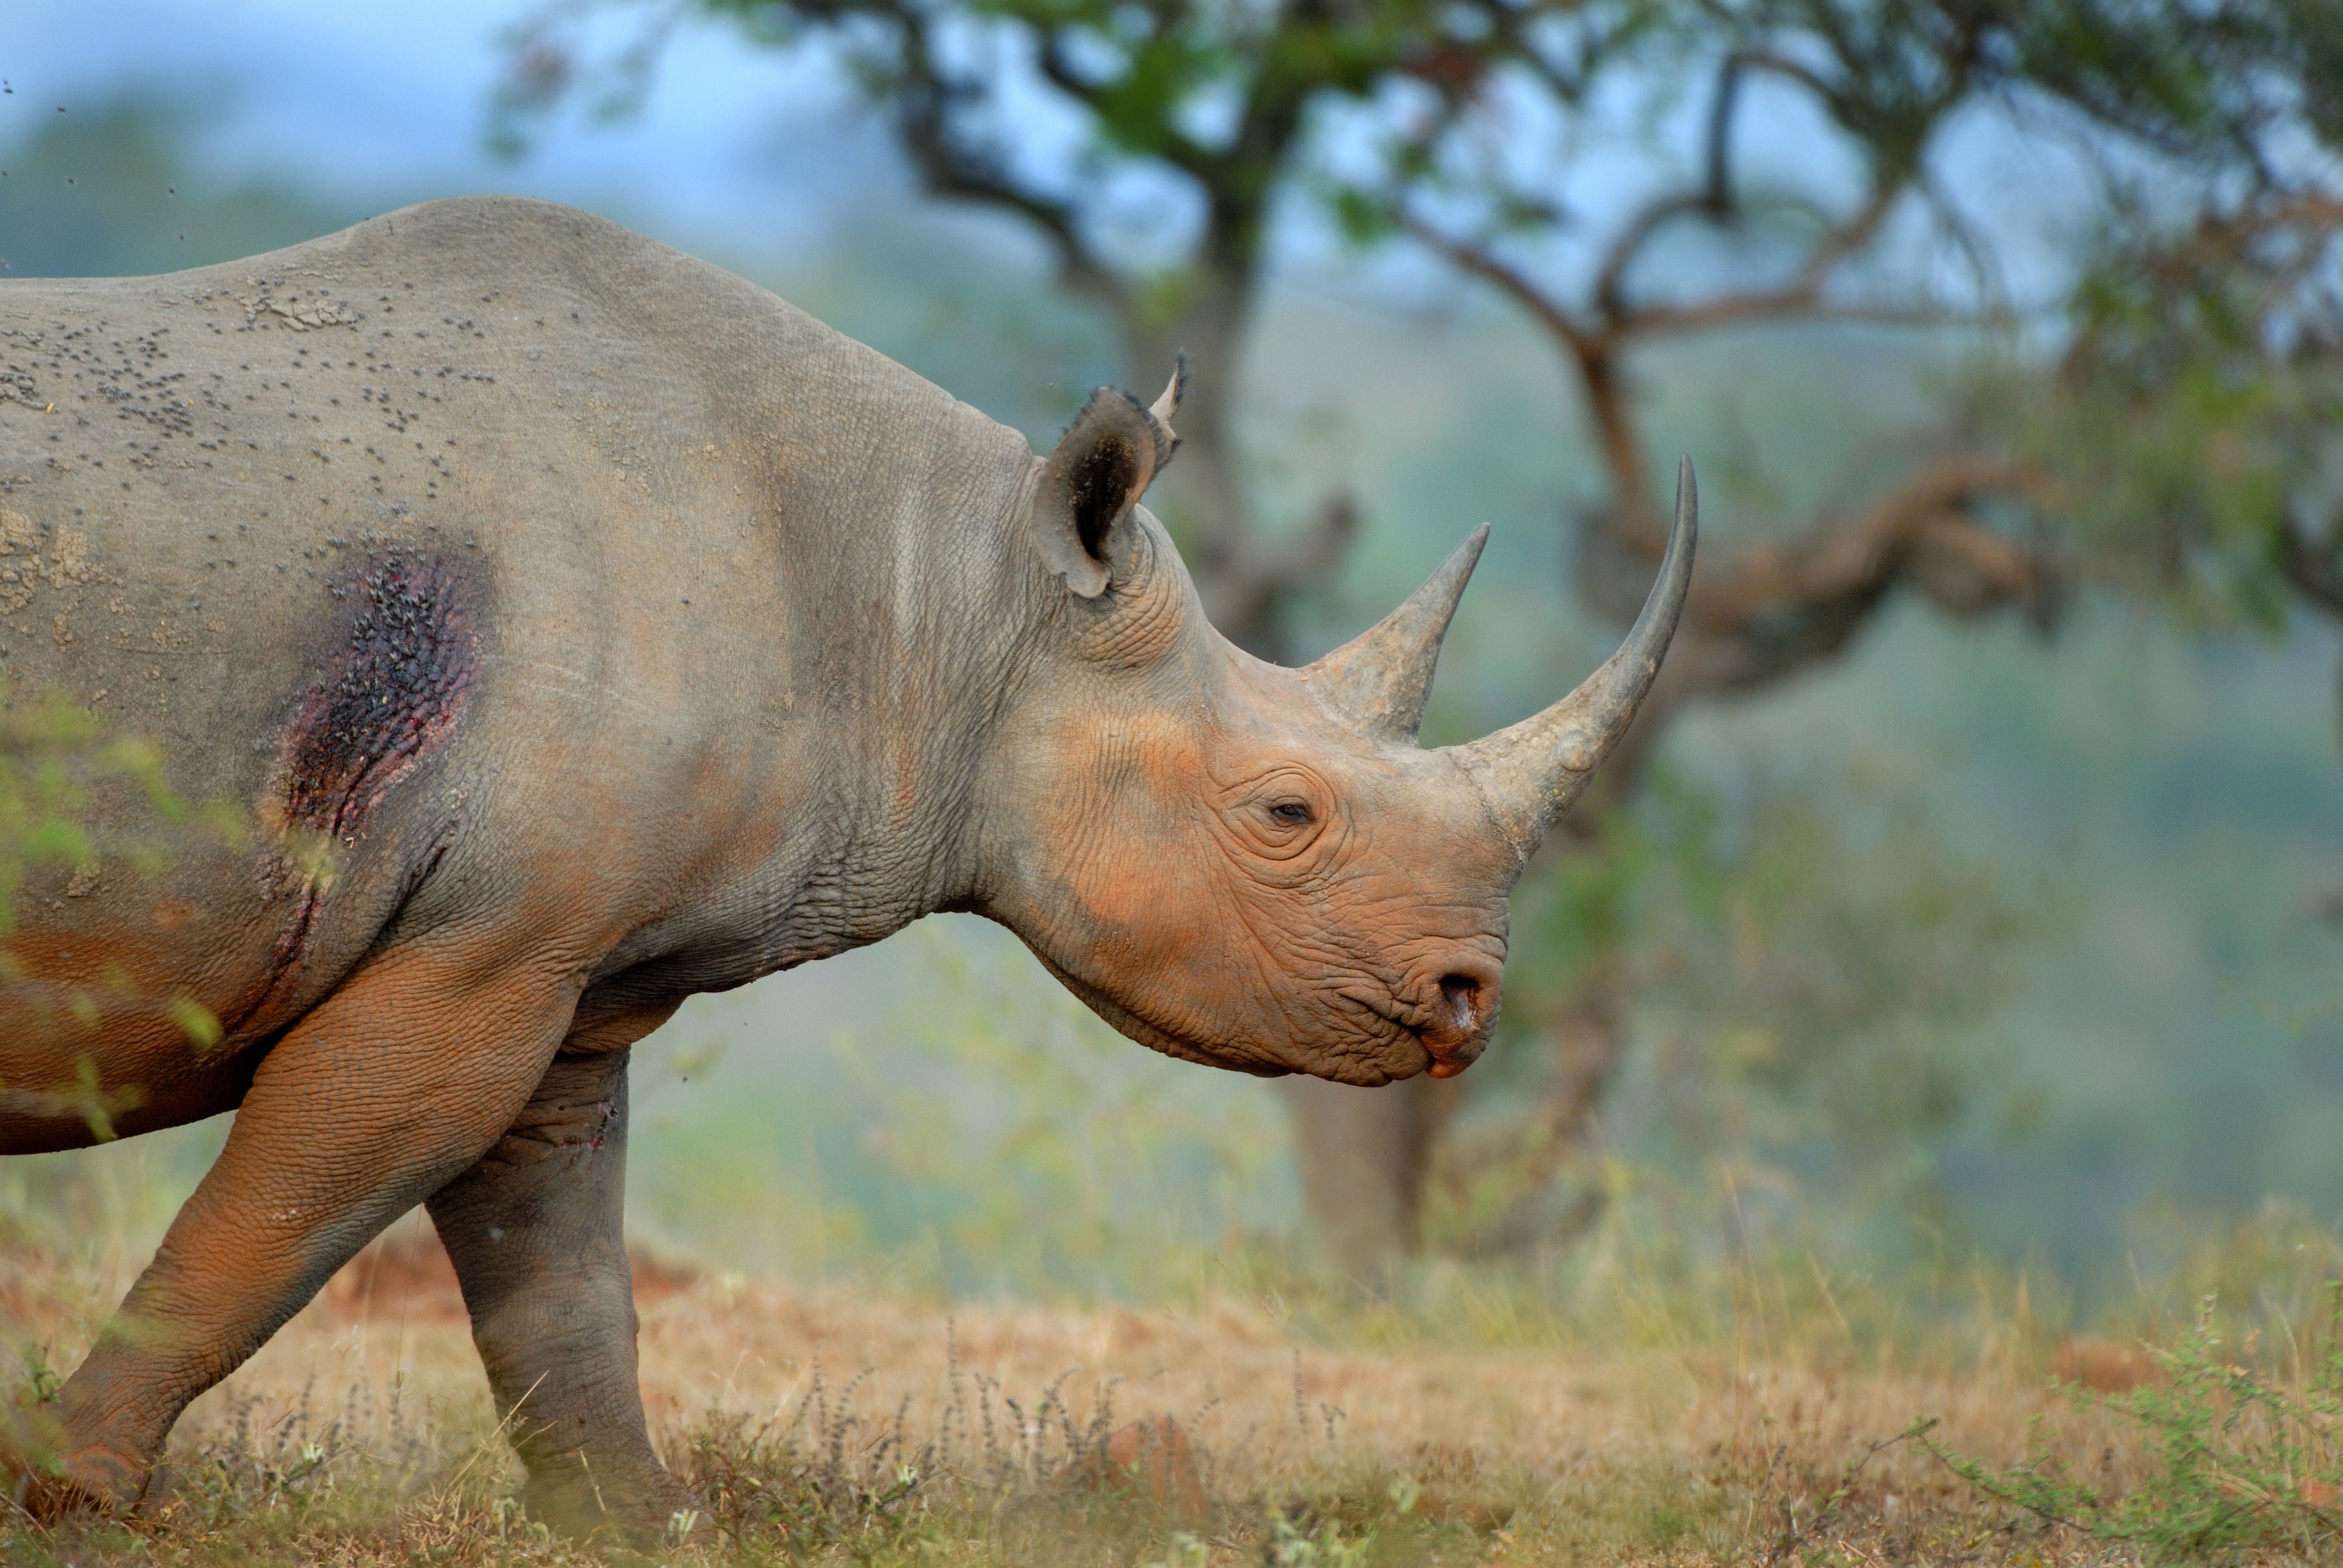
xmin=1423 ymin=972 xmax=1494 ymax=1077
xmin=1439 ymin=973 xmax=1481 ymax=1033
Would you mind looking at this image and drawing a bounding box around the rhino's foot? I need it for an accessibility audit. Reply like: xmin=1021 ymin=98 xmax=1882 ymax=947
xmin=521 ymin=1455 xmax=701 ymax=1546
xmin=3 ymin=1423 xmax=149 ymax=1525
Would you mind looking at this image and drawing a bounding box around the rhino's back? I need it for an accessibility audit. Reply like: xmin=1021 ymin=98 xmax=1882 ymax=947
xmin=0 ymin=195 xmax=987 ymax=799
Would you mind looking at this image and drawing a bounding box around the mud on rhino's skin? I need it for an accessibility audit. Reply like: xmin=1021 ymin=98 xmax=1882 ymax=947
xmin=0 ymin=195 xmax=1694 ymax=1543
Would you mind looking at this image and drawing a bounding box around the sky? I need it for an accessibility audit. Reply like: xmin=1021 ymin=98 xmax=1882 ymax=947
xmin=2 ymin=0 xmax=2097 ymax=313
xmin=2 ymin=0 xmax=886 ymax=257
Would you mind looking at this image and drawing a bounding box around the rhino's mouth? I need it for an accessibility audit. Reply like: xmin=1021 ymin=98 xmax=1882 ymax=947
xmin=1351 ymin=983 xmax=1490 ymax=1079
xmin=1336 ymin=986 xmax=1465 ymax=1081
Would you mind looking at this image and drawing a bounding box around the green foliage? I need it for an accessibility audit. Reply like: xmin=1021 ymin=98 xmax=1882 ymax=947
xmin=1998 ymin=207 xmax=2343 ymax=633
xmin=1267 ymin=1508 xmax=1372 ymax=1566
xmin=1933 ymin=1291 xmax=2343 ymax=1563
xmin=0 ymin=692 xmax=181 ymax=934
xmin=12 ymin=1342 xmax=58 ymax=1409
xmin=0 ymin=689 xmax=238 ymax=1143
xmin=1965 ymin=6 xmax=2343 ymax=643
xmin=1639 ymin=768 xmax=2025 ymax=1160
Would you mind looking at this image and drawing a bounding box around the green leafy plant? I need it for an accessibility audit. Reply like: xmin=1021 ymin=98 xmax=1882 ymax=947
xmin=1268 ymin=1507 xmax=1374 ymax=1568
xmin=0 ymin=690 xmax=185 ymax=931
xmin=0 ymin=689 xmax=236 ymax=1144
xmin=1930 ymin=1289 xmax=2343 ymax=1562
xmin=11 ymin=1343 xmax=59 ymax=1410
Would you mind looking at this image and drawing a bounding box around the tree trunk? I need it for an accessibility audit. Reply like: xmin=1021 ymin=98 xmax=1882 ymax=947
xmin=1274 ymin=1074 xmax=1457 ymax=1278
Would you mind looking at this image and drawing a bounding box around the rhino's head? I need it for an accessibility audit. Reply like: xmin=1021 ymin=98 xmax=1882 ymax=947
xmin=979 ymin=367 xmax=1695 ymax=1087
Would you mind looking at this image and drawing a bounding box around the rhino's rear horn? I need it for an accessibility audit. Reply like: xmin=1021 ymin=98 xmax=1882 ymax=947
xmin=1035 ymin=387 xmax=1169 ymax=600
xmin=1301 ymin=524 xmax=1489 ymax=742
xmin=1149 ymin=351 xmax=1188 ymax=436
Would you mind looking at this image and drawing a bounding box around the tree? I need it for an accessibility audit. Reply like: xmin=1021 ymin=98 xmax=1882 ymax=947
xmin=2010 ymin=7 xmax=2343 ymax=707
xmin=491 ymin=0 xmax=2312 ymax=1278
xmin=491 ymin=0 xmax=1634 ymax=652
xmin=491 ymin=0 xmax=1646 ymax=1276
xmin=1289 ymin=0 xmax=2292 ymax=1268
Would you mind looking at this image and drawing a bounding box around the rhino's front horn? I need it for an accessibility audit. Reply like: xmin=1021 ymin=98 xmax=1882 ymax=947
xmin=1303 ymin=523 xmax=1489 ymax=742
xmin=1449 ymin=456 xmax=1698 ymax=855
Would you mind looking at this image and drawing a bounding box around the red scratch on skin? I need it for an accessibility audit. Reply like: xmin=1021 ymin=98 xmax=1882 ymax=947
xmin=225 ymin=549 xmax=479 ymax=1036
xmin=274 ymin=549 xmax=480 ymax=842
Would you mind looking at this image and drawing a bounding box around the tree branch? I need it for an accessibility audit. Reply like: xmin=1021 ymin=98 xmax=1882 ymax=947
xmin=1690 ymin=456 xmax=2051 ymax=632
xmin=885 ymin=8 xmax=1126 ymax=306
xmin=1034 ymin=27 xmax=1228 ymax=191
xmin=1399 ymin=212 xmax=1595 ymax=358
xmin=1400 ymin=214 xmax=1668 ymax=551
xmin=1732 ymin=46 xmax=1839 ymax=104
xmin=1658 ymin=458 xmax=2057 ymax=705
xmin=1608 ymin=177 xmax=1913 ymax=337
xmin=1591 ymin=193 xmax=1706 ymax=324
xmin=1633 ymin=294 xmax=1961 ymax=339
xmin=1703 ymin=51 xmax=1743 ymax=217
xmin=2279 ymin=511 xmax=2343 ymax=617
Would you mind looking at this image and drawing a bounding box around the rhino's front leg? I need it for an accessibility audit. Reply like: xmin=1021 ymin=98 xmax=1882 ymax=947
xmin=426 ymin=1007 xmax=693 ymax=1542
xmin=12 ymin=939 xmax=585 ymax=1518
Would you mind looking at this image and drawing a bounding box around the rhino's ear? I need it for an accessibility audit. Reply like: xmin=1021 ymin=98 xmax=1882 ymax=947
xmin=1034 ymin=388 xmax=1172 ymax=599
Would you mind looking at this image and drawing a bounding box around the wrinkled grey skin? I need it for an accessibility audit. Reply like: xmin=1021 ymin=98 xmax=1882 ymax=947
xmin=0 ymin=197 xmax=1691 ymax=1539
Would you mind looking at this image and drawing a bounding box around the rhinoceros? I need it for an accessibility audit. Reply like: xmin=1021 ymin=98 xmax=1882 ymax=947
xmin=0 ymin=196 xmax=1692 ymax=1535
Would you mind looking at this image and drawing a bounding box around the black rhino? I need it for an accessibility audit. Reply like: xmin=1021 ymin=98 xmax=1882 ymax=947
xmin=0 ymin=196 xmax=1692 ymax=1535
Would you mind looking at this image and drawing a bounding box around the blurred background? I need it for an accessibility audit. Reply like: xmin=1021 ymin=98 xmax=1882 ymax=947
xmin=7 ymin=0 xmax=2343 ymax=1334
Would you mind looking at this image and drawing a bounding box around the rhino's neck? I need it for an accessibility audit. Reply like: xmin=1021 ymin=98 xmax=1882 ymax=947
xmin=738 ymin=391 xmax=1046 ymax=969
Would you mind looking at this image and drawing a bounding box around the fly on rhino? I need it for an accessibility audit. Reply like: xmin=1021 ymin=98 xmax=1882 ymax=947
xmin=0 ymin=195 xmax=1693 ymax=1541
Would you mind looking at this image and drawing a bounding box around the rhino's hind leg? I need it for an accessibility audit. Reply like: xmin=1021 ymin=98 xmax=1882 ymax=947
xmin=427 ymin=1019 xmax=694 ymax=1542
xmin=20 ymin=939 xmax=586 ymax=1519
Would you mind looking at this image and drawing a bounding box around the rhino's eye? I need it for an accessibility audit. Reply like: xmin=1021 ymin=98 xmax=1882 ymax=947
xmin=1225 ymin=766 xmax=1333 ymax=860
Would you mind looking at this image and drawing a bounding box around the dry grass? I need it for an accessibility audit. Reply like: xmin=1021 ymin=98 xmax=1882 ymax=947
xmin=11 ymin=1217 xmax=2293 ymax=1566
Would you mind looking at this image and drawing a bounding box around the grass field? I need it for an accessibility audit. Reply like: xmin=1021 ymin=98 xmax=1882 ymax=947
xmin=11 ymin=1215 xmax=2343 ymax=1566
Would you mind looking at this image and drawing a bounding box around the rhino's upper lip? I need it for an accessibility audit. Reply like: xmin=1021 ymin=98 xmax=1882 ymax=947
xmin=1344 ymin=983 xmax=1483 ymax=1078
xmin=1335 ymin=985 xmax=1447 ymax=1072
